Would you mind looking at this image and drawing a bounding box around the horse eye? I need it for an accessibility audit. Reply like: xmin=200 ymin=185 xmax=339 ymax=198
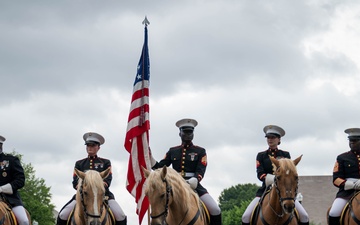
xmin=160 ymin=193 xmax=165 ymax=199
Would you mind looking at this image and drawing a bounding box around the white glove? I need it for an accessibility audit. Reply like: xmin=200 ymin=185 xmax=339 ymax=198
xmin=344 ymin=178 xmax=360 ymax=190
xmin=0 ymin=183 xmax=13 ymax=194
xmin=265 ymin=174 xmax=275 ymax=187
xmin=186 ymin=177 xmax=198 ymax=190
xmin=354 ymin=180 xmax=360 ymax=190
xmin=344 ymin=180 xmax=356 ymax=190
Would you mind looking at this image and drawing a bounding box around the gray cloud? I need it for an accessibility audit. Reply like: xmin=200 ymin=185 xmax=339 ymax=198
xmin=1 ymin=1 xmax=360 ymax=224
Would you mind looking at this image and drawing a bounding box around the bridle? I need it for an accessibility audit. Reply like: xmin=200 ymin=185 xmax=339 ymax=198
xmin=260 ymin=167 xmax=298 ymax=225
xmin=273 ymin=168 xmax=298 ymax=209
xmin=150 ymin=178 xmax=172 ymax=224
xmin=71 ymin=179 xmax=110 ymax=225
xmin=79 ymin=180 xmax=105 ymax=219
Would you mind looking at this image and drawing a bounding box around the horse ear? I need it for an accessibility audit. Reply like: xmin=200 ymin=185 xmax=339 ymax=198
xmin=161 ymin=165 xmax=167 ymax=180
xmin=75 ymin=168 xmax=85 ymax=180
xmin=100 ymin=167 xmax=111 ymax=179
xmin=270 ymin=156 xmax=280 ymax=168
xmin=293 ymin=155 xmax=303 ymax=166
xmin=142 ymin=166 xmax=150 ymax=178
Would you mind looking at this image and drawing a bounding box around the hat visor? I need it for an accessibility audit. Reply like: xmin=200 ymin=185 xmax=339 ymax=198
xmin=349 ymin=136 xmax=360 ymax=141
xmin=180 ymin=126 xmax=194 ymax=131
xmin=85 ymin=140 xmax=100 ymax=145
xmin=265 ymin=133 xmax=280 ymax=138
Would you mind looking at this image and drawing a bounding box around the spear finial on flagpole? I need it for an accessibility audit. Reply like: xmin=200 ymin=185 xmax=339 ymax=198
xmin=142 ymin=16 xmax=150 ymax=27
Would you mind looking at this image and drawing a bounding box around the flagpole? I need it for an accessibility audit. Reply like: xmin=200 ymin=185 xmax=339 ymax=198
xmin=142 ymin=16 xmax=151 ymax=225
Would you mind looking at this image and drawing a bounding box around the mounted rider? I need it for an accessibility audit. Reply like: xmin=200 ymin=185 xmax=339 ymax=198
xmin=328 ymin=128 xmax=360 ymax=225
xmin=151 ymin=118 xmax=222 ymax=225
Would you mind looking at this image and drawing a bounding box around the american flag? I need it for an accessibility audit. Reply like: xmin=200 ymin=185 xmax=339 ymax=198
xmin=124 ymin=22 xmax=151 ymax=225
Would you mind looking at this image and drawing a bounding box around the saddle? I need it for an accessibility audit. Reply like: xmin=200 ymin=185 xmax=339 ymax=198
xmin=200 ymin=200 xmax=211 ymax=224
xmin=0 ymin=198 xmax=18 ymax=225
xmin=191 ymin=189 xmax=211 ymax=224
xmin=340 ymin=192 xmax=360 ymax=225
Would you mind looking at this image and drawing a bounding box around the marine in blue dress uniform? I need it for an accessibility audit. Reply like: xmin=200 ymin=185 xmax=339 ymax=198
xmin=57 ymin=132 xmax=127 ymax=225
xmin=151 ymin=118 xmax=222 ymax=225
xmin=328 ymin=128 xmax=360 ymax=225
xmin=0 ymin=135 xmax=29 ymax=225
xmin=241 ymin=125 xmax=309 ymax=225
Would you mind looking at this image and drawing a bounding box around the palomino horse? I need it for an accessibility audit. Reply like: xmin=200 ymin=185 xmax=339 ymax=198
xmin=143 ymin=166 xmax=209 ymax=225
xmin=0 ymin=195 xmax=31 ymax=225
xmin=254 ymin=155 xmax=302 ymax=225
xmin=70 ymin=168 xmax=113 ymax=225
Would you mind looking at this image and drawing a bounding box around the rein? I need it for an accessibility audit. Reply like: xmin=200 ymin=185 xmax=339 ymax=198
xmin=150 ymin=178 xmax=172 ymax=223
xmin=260 ymin=205 xmax=294 ymax=225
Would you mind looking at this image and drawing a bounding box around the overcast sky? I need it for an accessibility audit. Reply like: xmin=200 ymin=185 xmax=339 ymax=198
xmin=1 ymin=0 xmax=360 ymax=224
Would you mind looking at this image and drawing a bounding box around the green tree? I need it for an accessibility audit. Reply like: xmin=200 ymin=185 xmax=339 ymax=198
xmin=14 ymin=152 xmax=56 ymax=225
xmin=219 ymin=183 xmax=259 ymax=225
xmin=222 ymin=200 xmax=251 ymax=225
xmin=219 ymin=183 xmax=259 ymax=211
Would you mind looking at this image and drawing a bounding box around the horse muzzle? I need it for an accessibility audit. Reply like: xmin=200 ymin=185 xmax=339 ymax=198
xmin=282 ymin=200 xmax=295 ymax=214
xmin=88 ymin=218 xmax=102 ymax=225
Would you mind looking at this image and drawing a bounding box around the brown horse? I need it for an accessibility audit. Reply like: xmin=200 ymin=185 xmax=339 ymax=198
xmin=143 ymin=166 xmax=209 ymax=225
xmin=70 ymin=168 xmax=113 ymax=225
xmin=254 ymin=155 xmax=302 ymax=225
xmin=329 ymin=191 xmax=360 ymax=225
xmin=0 ymin=196 xmax=31 ymax=225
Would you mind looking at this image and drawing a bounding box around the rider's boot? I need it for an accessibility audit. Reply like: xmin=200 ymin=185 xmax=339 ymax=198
xmin=56 ymin=216 xmax=67 ymax=225
xmin=116 ymin=216 xmax=127 ymax=225
xmin=328 ymin=216 xmax=340 ymax=225
xmin=210 ymin=214 xmax=222 ymax=225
